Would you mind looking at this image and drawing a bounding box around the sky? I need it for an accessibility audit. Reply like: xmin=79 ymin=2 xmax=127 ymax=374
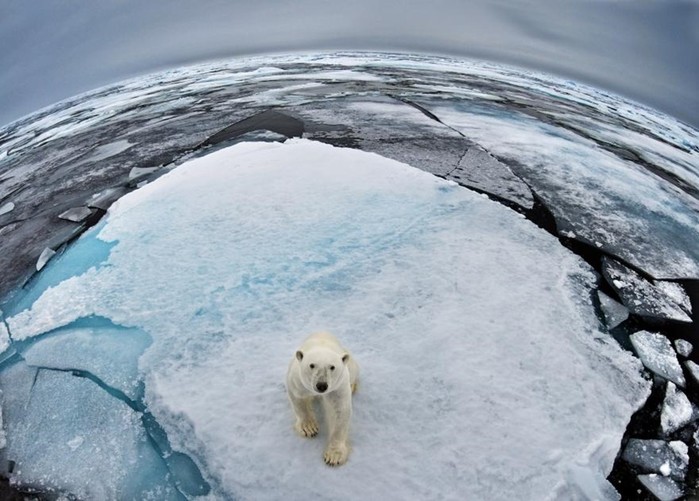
xmin=1 ymin=0 xmax=698 ymax=129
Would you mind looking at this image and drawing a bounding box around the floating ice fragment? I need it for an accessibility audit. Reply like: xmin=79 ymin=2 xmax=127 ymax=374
xmin=58 ymin=207 xmax=93 ymax=223
xmin=128 ymin=166 xmax=159 ymax=180
xmin=602 ymin=258 xmax=692 ymax=323
xmin=637 ymin=474 xmax=684 ymax=501
xmin=622 ymin=439 xmax=688 ymax=481
xmin=597 ymin=291 xmax=629 ymax=329
xmin=36 ymin=248 xmax=57 ymax=271
xmin=660 ymin=383 xmax=697 ymax=435
xmin=674 ymin=339 xmax=693 ymax=358
xmin=0 ymin=202 xmax=14 ymax=216
xmin=630 ymin=331 xmax=685 ymax=387
xmin=684 ymin=361 xmax=699 ymax=385
xmin=87 ymin=187 xmax=129 ymax=210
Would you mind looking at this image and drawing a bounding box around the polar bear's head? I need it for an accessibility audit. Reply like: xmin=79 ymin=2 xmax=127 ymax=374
xmin=295 ymin=348 xmax=350 ymax=394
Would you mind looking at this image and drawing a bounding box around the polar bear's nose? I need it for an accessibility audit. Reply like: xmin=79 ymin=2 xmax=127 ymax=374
xmin=316 ymin=382 xmax=328 ymax=393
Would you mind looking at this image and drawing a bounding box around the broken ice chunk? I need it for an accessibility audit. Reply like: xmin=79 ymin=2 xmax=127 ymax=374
xmin=0 ymin=202 xmax=14 ymax=216
xmin=660 ymin=383 xmax=698 ymax=435
xmin=58 ymin=207 xmax=93 ymax=223
xmin=602 ymin=257 xmax=692 ymax=323
xmin=684 ymin=361 xmax=699 ymax=385
xmin=0 ymin=362 xmax=180 ymax=500
xmin=128 ymin=166 xmax=159 ymax=180
xmin=36 ymin=247 xmax=57 ymax=271
xmin=622 ymin=439 xmax=688 ymax=481
xmin=87 ymin=187 xmax=129 ymax=210
xmin=447 ymin=146 xmax=534 ymax=209
xmin=674 ymin=339 xmax=693 ymax=358
xmin=637 ymin=474 xmax=684 ymax=501
xmin=21 ymin=321 xmax=151 ymax=401
xmin=630 ymin=331 xmax=686 ymax=387
xmin=597 ymin=291 xmax=629 ymax=329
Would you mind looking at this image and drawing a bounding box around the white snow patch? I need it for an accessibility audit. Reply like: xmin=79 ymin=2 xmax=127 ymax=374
xmin=8 ymin=139 xmax=649 ymax=500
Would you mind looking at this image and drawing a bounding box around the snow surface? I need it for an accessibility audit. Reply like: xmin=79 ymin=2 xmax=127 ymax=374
xmin=5 ymin=139 xmax=649 ymax=499
xmin=629 ymin=331 xmax=686 ymax=387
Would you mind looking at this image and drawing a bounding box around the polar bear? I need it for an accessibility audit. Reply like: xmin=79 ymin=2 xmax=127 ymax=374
xmin=286 ymin=332 xmax=359 ymax=466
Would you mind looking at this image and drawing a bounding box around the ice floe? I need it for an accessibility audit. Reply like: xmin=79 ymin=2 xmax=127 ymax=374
xmin=58 ymin=206 xmax=94 ymax=223
xmin=621 ymin=438 xmax=688 ymax=481
xmin=0 ymin=362 xmax=181 ymax=500
xmin=602 ymin=257 xmax=692 ymax=323
xmin=637 ymin=473 xmax=684 ymax=501
xmin=597 ymin=291 xmax=629 ymax=330
xmin=674 ymin=339 xmax=693 ymax=358
xmin=446 ymin=145 xmax=534 ymax=209
xmin=660 ymin=383 xmax=698 ymax=435
xmin=629 ymin=331 xmax=686 ymax=387
xmin=4 ymin=139 xmax=649 ymax=500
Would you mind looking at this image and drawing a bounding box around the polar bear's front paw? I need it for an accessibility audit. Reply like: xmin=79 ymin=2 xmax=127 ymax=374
xmin=295 ymin=419 xmax=319 ymax=438
xmin=323 ymin=442 xmax=349 ymax=466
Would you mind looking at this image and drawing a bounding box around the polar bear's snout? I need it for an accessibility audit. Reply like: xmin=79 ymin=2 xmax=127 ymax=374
xmin=316 ymin=381 xmax=328 ymax=393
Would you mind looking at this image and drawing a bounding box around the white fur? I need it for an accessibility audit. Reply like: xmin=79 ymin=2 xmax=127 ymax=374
xmin=286 ymin=332 xmax=359 ymax=466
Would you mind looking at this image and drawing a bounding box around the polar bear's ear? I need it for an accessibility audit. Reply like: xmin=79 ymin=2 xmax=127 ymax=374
xmin=296 ymin=350 xmax=304 ymax=362
xmin=342 ymin=353 xmax=350 ymax=364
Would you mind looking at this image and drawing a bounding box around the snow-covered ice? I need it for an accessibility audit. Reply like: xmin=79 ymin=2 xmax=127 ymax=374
xmin=602 ymin=258 xmax=692 ymax=323
xmin=4 ymin=139 xmax=650 ymax=499
xmin=621 ymin=439 xmax=688 ymax=481
xmin=597 ymin=291 xmax=629 ymax=330
xmin=674 ymin=339 xmax=693 ymax=358
xmin=20 ymin=320 xmax=151 ymax=401
xmin=0 ymin=362 xmax=181 ymax=500
xmin=660 ymin=383 xmax=697 ymax=435
xmin=629 ymin=331 xmax=686 ymax=387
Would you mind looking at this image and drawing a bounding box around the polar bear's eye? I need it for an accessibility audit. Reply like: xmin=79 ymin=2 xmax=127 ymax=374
xmin=309 ymin=364 xmax=315 ymax=369
xmin=330 ymin=366 xmax=335 ymax=371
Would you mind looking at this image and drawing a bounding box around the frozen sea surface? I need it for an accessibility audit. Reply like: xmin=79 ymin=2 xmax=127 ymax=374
xmin=4 ymin=139 xmax=649 ymax=499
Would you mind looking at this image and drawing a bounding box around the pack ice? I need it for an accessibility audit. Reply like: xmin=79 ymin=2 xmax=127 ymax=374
xmin=2 ymin=139 xmax=649 ymax=500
